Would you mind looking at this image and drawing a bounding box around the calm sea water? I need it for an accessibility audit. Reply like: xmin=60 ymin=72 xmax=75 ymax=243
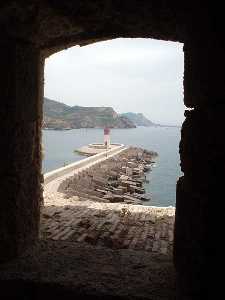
xmin=42 ymin=127 xmax=182 ymax=207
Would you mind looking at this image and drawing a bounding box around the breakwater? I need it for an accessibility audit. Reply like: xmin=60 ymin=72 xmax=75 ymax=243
xmin=58 ymin=147 xmax=157 ymax=205
xmin=42 ymin=145 xmax=175 ymax=256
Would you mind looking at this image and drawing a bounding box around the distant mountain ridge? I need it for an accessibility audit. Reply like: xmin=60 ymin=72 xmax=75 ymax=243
xmin=43 ymin=97 xmax=136 ymax=129
xmin=121 ymin=112 xmax=156 ymax=127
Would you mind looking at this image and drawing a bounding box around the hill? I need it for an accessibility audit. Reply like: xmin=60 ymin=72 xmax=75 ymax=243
xmin=43 ymin=98 xmax=136 ymax=129
xmin=121 ymin=112 xmax=156 ymax=126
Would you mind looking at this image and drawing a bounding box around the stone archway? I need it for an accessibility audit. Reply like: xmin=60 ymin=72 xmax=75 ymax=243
xmin=0 ymin=1 xmax=224 ymax=298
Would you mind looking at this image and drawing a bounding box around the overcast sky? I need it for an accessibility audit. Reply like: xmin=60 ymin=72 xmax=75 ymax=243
xmin=44 ymin=38 xmax=184 ymax=126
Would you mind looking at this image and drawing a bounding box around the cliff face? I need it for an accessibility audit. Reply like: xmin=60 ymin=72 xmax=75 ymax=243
xmin=43 ymin=98 xmax=136 ymax=129
xmin=121 ymin=112 xmax=155 ymax=127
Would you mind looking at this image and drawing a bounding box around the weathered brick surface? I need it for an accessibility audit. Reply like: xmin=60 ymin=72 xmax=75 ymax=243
xmin=41 ymin=199 xmax=175 ymax=256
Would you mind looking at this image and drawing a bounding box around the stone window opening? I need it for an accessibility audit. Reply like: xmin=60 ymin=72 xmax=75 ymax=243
xmin=40 ymin=38 xmax=183 ymax=268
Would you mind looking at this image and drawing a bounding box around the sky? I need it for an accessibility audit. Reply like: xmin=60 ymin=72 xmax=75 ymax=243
xmin=44 ymin=38 xmax=184 ymax=126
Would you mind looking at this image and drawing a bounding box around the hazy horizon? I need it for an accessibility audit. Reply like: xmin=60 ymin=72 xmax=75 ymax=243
xmin=44 ymin=38 xmax=185 ymax=126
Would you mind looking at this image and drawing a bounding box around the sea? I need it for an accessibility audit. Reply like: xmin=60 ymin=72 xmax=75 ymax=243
xmin=42 ymin=126 xmax=182 ymax=207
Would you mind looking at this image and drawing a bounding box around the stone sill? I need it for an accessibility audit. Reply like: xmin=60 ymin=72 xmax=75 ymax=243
xmin=0 ymin=240 xmax=175 ymax=300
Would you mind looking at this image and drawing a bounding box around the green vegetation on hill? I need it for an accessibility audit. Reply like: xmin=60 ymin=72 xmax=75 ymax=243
xmin=43 ymin=97 xmax=136 ymax=129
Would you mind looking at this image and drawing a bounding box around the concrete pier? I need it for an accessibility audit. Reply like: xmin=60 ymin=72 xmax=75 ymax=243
xmin=76 ymin=143 xmax=123 ymax=156
xmin=44 ymin=144 xmax=125 ymax=185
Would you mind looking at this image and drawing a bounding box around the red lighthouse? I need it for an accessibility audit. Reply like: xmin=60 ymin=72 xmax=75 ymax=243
xmin=104 ymin=127 xmax=110 ymax=149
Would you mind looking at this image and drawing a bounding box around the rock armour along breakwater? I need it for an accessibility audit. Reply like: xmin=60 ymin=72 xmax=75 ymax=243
xmin=58 ymin=147 xmax=158 ymax=205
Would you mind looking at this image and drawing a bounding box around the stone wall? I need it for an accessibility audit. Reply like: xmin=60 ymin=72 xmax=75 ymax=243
xmin=174 ymin=38 xmax=225 ymax=298
xmin=0 ymin=40 xmax=43 ymax=262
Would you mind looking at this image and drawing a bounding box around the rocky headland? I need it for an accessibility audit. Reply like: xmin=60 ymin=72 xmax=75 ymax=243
xmin=120 ymin=112 xmax=157 ymax=126
xmin=43 ymin=97 xmax=135 ymax=129
xmin=43 ymin=97 xmax=157 ymax=130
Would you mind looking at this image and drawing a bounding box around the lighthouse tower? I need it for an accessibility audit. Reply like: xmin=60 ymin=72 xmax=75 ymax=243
xmin=104 ymin=127 xmax=110 ymax=149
